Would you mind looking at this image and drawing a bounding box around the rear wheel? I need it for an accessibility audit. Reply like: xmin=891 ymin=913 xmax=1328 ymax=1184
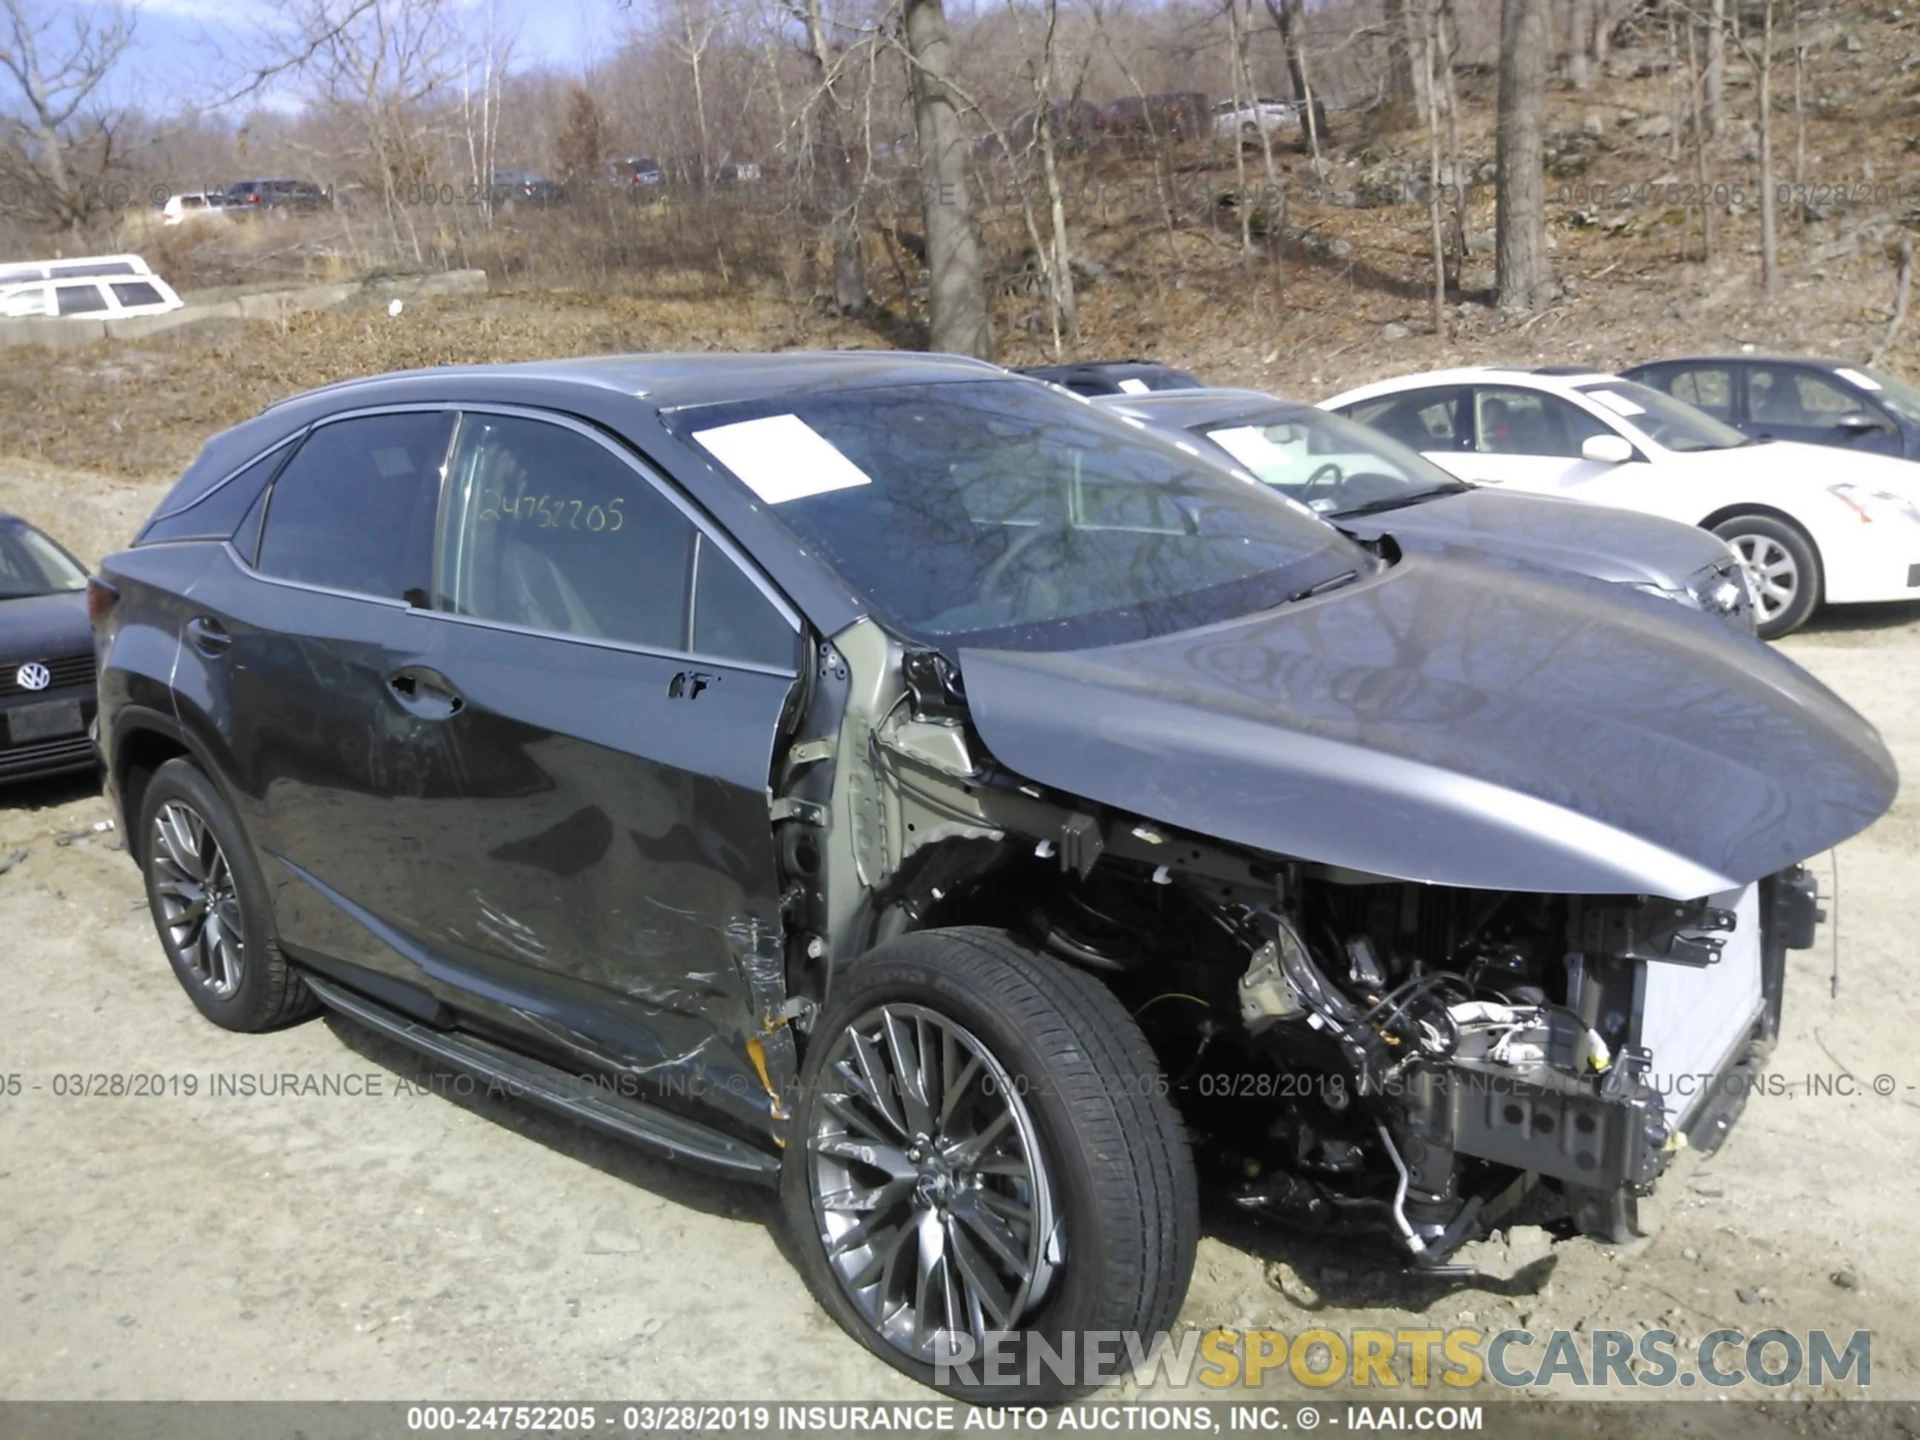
xmin=1711 ymin=512 xmax=1821 ymax=638
xmin=782 ymin=926 xmax=1196 ymax=1403
xmin=137 ymin=758 xmax=316 ymax=1031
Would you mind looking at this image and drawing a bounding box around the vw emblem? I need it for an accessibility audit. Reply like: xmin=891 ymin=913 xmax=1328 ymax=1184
xmin=14 ymin=661 xmax=50 ymax=692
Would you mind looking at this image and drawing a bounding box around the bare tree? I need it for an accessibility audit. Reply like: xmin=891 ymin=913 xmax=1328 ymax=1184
xmin=0 ymin=0 xmax=134 ymax=229
xmin=902 ymin=0 xmax=990 ymax=356
xmin=1494 ymin=0 xmax=1550 ymax=311
xmin=1704 ymin=0 xmax=1724 ymax=137
xmin=1568 ymin=0 xmax=1592 ymax=88
xmin=786 ymin=0 xmax=868 ymax=313
xmin=1259 ymin=0 xmax=1309 ymax=104
xmin=1419 ymin=0 xmax=1446 ymax=330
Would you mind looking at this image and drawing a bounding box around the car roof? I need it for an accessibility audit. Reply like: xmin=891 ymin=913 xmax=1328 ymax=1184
xmin=1621 ymin=354 xmax=1856 ymax=369
xmin=1015 ymin=359 xmax=1202 ymax=388
xmin=269 ymin=350 xmax=1011 ymax=416
xmin=1328 ymin=365 xmax=1622 ymax=399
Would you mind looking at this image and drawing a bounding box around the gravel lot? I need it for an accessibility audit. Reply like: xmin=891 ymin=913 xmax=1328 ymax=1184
xmin=3 ymin=460 xmax=1917 ymax=1407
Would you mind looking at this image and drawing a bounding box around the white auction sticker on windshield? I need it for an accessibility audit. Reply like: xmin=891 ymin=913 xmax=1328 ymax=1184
xmin=1585 ymin=388 xmax=1646 ymax=417
xmin=1835 ymin=367 xmax=1882 ymax=390
xmin=691 ymin=414 xmax=873 ymax=504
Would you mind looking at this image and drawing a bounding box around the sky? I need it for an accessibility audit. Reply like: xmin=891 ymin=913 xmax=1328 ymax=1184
xmin=100 ymin=0 xmax=609 ymax=115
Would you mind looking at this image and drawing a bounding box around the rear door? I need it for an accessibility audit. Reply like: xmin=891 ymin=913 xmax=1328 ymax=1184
xmin=1455 ymin=383 xmax=1625 ymax=495
xmin=379 ymin=409 xmax=805 ymax=1133
xmin=1338 ymin=385 xmax=1472 ymax=474
xmin=174 ymin=409 xmax=458 ymax=990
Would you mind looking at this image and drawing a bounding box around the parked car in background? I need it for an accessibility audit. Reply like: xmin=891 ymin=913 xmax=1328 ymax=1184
xmin=160 ymin=191 xmax=230 ymax=226
xmin=225 ymin=179 xmax=329 ymax=214
xmin=0 ymin=254 xmax=158 ymax=286
xmin=0 ymin=514 xmax=97 ymax=784
xmin=1015 ymin=358 xmax=1203 ymax=396
xmin=614 ymin=155 xmax=664 ymax=188
xmin=490 ymin=169 xmax=564 ymax=207
xmin=94 ymin=352 xmax=1890 ymax=1399
xmin=1322 ymin=366 xmax=1920 ymax=637
xmin=1623 ymin=354 xmax=1920 ymax=461
xmin=1213 ymin=97 xmax=1296 ymax=141
xmin=1099 ymin=387 xmax=1755 ymax=633
xmin=1 ymin=271 xmax=183 ymax=320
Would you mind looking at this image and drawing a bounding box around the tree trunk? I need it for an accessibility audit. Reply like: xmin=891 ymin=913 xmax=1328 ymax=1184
xmin=904 ymin=0 xmax=992 ymax=357
xmin=1568 ymin=0 xmax=1591 ymax=89
xmin=1260 ymin=0 xmax=1309 ymax=104
xmin=1495 ymin=0 xmax=1551 ymax=311
xmin=1758 ymin=0 xmax=1778 ymax=295
xmin=1384 ymin=0 xmax=1422 ymax=110
xmin=797 ymin=0 xmax=867 ymax=314
xmin=1705 ymin=0 xmax=1725 ymax=138
xmin=1421 ymin=0 xmax=1447 ymax=331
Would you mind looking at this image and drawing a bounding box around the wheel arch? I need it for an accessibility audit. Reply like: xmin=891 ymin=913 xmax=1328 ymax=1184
xmin=108 ymin=707 xmax=212 ymax=865
xmin=1697 ymin=503 xmax=1826 ymax=578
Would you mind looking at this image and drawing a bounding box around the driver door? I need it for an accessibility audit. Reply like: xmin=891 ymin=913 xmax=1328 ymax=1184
xmin=1454 ymin=385 xmax=1626 ymax=497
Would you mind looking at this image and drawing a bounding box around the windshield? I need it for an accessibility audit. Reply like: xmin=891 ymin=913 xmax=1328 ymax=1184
xmin=676 ymin=379 xmax=1370 ymax=652
xmin=1194 ymin=406 xmax=1469 ymax=516
xmin=1576 ymin=379 xmax=1751 ymax=452
xmin=1845 ymin=364 xmax=1920 ymax=426
xmin=0 ymin=522 xmax=88 ymax=598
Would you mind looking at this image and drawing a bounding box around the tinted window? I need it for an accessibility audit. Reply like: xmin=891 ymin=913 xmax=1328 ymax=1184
xmin=258 ymin=412 xmax=453 ymax=597
xmin=1473 ymin=386 xmax=1610 ymax=457
xmin=111 ymin=281 xmax=164 ymax=308
xmin=678 ymin=379 xmax=1368 ymax=652
xmin=1345 ymin=387 xmax=1468 ymax=451
xmin=1749 ymin=365 xmax=1878 ymax=429
xmin=141 ymin=445 xmax=290 ymax=545
xmin=1657 ymin=365 xmax=1735 ymax=420
xmin=437 ymin=414 xmax=698 ymax=652
xmin=692 ymin=535 xmax=795 ymax=668
xmin=55 ymin=283 xmax=107 ymax=316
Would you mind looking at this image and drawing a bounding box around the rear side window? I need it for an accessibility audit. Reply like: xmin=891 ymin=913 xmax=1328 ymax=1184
xmin=111 ymin=281 xmax=164 ymax=308
xmin=1661 ymin=365 xmax=1735 ymax=420
xmin=55 ymin=283 xmax=107 ymax=316
xmin=258 ymin=412 xmax=453 ymax=599
xmin=140 ymin=445 xmax=290 ymax=546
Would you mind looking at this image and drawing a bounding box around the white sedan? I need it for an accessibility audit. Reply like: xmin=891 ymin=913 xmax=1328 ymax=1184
xmin=1321 ymin=366 xmax=1920 ymax=637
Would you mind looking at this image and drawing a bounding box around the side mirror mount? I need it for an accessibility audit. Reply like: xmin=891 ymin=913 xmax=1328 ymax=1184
xmin=1836 ymin=411 xmax=1892 ymax=433
xmin=1581 ymin=433 xmax=1635 ymax=464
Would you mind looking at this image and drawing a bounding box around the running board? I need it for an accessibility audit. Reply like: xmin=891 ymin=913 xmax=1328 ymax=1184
xmin=301 ymin=972 xmax=782 ymax=1186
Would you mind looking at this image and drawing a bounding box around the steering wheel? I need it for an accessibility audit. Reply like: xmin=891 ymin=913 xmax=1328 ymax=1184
xmin=1302 ymin=462 xmax=1345 ymax=507
xmin=978 ymin=523 xmax=1068 ymax=604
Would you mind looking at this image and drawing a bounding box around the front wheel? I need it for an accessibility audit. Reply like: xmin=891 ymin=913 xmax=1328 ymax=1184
xmin=1711 ymin=513 xmax=1821 ymax=639
xmin=782 ymin=927 xmax=1197 ymax=1403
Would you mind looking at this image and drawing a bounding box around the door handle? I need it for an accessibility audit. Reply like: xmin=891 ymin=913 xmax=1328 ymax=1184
xmin=186 ymin=615 xmax=230 ymax=656
xmin=386 ymin=666 xmax=464 ymax=719
xmin=668 ymin=669 xmax=719 ymax=700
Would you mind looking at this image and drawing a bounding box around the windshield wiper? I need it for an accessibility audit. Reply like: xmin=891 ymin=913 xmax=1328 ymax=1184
xmin=1334 ymin=483 xmax=1468 ymax=518
xmin=1287 ymin=569 xmax=1360 ymax=602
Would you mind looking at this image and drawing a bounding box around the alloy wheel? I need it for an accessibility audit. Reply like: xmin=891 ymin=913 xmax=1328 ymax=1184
xmin=806 ymin=1003 xmax=1060 ymax=1364
xmin=150 ymin=800 xmax=245 ymax=998
xmin=1728 ymin=533 xmax=1797 ymax=620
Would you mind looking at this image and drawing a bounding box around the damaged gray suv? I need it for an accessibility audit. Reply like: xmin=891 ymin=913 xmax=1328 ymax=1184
xmin=93 ymin=354 xmax=1896 ymax=1400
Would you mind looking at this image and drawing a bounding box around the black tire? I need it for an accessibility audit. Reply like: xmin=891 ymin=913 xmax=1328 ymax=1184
xmin=1711 ymin=512 xmax=1821 ymax=639
xmin=136 ymin=757 xmax=316 ymax=1031
xmin=782 ymin=926 xmax=1197 ymax=1404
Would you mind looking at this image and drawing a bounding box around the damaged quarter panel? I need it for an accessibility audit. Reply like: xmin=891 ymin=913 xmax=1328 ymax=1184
xmin=960 ymin=553 xmax=1896 ymax=897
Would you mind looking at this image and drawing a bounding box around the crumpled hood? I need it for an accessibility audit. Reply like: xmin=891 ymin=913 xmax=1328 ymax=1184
xmin=0 ymin=591 xmax=91 ymax=667
xmin=1348 ymin=487 xmax=1733 ymax=589
xmin=959 ymin=553 xmax=1896 ymax=898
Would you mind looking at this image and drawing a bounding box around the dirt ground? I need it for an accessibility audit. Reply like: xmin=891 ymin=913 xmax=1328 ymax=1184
xmin=3 ymin=442 xmax=1919 ymax=1410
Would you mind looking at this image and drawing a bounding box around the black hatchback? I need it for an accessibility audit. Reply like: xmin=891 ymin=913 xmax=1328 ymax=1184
xmin=93 ymin=354 xmax=1892 ymax=1400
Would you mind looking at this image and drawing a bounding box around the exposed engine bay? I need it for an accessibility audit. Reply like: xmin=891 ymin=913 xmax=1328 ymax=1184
xmin=771 ymin=623 xmax=1827 ymax=1261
